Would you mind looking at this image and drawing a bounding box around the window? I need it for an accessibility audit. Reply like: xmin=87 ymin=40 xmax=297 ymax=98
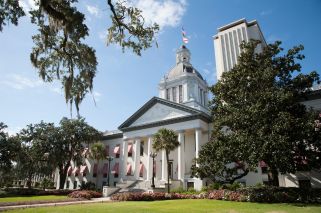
xmin=200 ymin=88 xmax=203 ymax=104
xmin=187 ymin=182 xmax=194 ymax=189
xmin=66 ymin=181 xmax=70 ymax=189
xmin=73 ymin=181 xmax=77 ymax=189
xmin=166 ymin=88 xmax=170 ymax=100
xmin=172 ymin=87 xmax=177 ymax=102
xmin=179 ymin=85 xmax=183 ymax=103
xmin=140 ymin=141 xmax=144 ymax=156
xmin=261 ymin=167 xmax=268 ymax=174
xmin=299 ymin=179 xmax=311 ymax=189
xmin=128 ymin=143 xmax=133 ymax=157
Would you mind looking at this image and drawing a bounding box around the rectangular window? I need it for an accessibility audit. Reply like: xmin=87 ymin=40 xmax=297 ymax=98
xmin=140 ymin=141 xmax=144 ymax=156
xmin=172 ymin=87 xmax=177 ymax=102
xmin=73 ymin=181 xmax=77 ymax=189
xmin=166 ymin=88 xmax=170 ymax=100
xmin=200 ymin=89 xmax=203 ymax=104
xmin=66 ymin=181 xmax=70 ymax=189
xmin=179 ymin=85 xmax=183 ymax=103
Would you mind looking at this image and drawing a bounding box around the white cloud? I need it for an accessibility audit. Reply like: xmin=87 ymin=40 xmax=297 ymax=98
xmin=0 ymin=74 xmax=43 ymax=90
xmin=131 ymin=0 xmax=187 ymax=29
xmin=0 ymin=74 xmax=63 ymax=95
xmin=86 ymin=5 xmax=100 ymax=17
xmin=19 ymin=0 xmax=38 ymax=14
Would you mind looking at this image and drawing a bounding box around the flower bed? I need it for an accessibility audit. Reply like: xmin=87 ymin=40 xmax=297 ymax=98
xmin=111 ymin=187 xmax=321 ymax=203
xmin=67 ymin=190 xmax=102 ymax=200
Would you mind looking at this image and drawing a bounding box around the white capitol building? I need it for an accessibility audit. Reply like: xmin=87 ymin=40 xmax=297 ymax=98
xmin=55 ymin=19 xmax=321 ymax=191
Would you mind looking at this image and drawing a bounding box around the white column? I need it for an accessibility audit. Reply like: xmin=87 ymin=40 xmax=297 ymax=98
xmin=161 ymin=150 xmax=166 ymax=180
xmin=195 ymin=128 xmax=201 ymax=167
xmin=134 ymin=138 xmax=141 ymax=178
xmin=146 ymin=136 xmax=152 ymax=181
xmin=122 ymin=140 xmax=128 ymax=178
xmin=177 ymin=131 xmax=185 ymax=181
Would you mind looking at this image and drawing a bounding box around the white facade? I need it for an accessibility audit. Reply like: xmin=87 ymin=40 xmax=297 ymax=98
xmin=214 ymin=18 xmax=266 ymax=81
xmin=57 ymin=20 xmax=321 ymax=191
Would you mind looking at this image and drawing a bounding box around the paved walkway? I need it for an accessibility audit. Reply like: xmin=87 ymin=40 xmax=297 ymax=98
xmin=0 ymin=197 xmax=112 ymax=212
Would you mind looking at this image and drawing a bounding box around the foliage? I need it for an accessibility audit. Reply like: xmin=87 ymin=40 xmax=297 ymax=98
xmin=0 ymin=188 xmax=74 ymax=197
xmin=90 ymin=142 xmax=105 ymax=189
xmin=0 ymin=122 xmax=20 ymax=187
xmin=67 ymin=190 xmax=102 ymax=200
xmin=41 ymin=178 xmax=55 ymax=189
xmin=48 ymin=117 xmax=101 ymax=189
xmin=153 ymin=128 xmax=179 ymax=193
xmin=111 ymin=192 xmax=199 ymax=201
xmin=14 ymin=122 xmax=56 ymax=188
xmin=0 ymin=0 xmax=25 ymax=31
xmin=0 ymin=0 xmax=159 ymax=115
xmin=195 ymin=40 xmax=320 ymax=185
xmin=80 ymin=181 xmax=96 ymax=191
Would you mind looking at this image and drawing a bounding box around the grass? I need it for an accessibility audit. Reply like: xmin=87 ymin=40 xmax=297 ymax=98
xmin=6 ymin=199 xmax=321 ymax=213
xmin=0 ymin=195 xmax=68 ymax=203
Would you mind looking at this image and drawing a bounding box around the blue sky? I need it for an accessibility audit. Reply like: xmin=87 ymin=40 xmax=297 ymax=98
xmin=1 ymin=0 xmax=320 ymax=134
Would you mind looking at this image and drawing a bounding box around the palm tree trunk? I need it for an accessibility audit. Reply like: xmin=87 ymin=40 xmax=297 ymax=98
xmin=166 ymin=151 xmax=170 ymax=193
xmin=96 ymin=160 xmax=99 ymax=189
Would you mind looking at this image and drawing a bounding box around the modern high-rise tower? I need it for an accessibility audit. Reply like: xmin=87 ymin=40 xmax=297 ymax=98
xmin=213 ymin=18 xmax=266 ymax=81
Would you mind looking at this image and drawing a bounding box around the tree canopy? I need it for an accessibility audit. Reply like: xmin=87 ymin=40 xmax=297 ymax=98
xmin=0 ymin=0 xmax=159 ymax=116
xmin=193 ymin=40 xmax=320 ymax=186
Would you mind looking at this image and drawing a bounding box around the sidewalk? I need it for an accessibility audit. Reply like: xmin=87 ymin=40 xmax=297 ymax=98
xmin=0 ymin=197 xmax=111 ymax=212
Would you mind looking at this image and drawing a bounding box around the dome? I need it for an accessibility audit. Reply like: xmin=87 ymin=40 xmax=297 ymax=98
xmin=167 ymin=64 xmax=204 ymax=80
xmin=166 ymin=45 xmax=204 ymax=80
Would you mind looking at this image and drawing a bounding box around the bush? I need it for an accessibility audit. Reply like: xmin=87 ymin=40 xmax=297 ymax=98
xmin=0 ymin=188 xmax=74 ymax=197
xmin=80 ymin=182 xmax=96 ymax=191
xmin=67 ymin=190 xmax=102 ymax=200
xmin=111 ymin=192 xmax=199 ymax=201
xmin=208 ymin=189 xmax=225 ymax=200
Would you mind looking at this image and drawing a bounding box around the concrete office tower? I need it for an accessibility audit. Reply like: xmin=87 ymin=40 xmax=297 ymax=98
xmin=214 ymin=18 xmax=266 ymax=81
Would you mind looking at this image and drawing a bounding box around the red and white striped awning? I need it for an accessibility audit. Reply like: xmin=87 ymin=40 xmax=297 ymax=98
xmin=72 ymin=167 xmax=79 ymax=175
xmin=113 ymin=146 xmax=120 ymax=154
xmin=80 ymin=165 xmax=87 ymax=174
xmin=139 ymin=162 xmax=144 ymax=177
xmin=128 ymin=144 xmax=133 ymax=154
xmin=259 ymin=161 xmax=268 ymax=167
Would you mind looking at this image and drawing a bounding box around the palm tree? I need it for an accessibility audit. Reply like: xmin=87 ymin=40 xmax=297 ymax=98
xmin=153 ymin=128 xmax=179 ymax=193
xmin=90 ymin=142 xmax=106 ymax=189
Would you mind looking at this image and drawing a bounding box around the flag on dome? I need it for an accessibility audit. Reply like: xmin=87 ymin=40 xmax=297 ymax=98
xmin=182 ymin=27 xmax=189 ymax=44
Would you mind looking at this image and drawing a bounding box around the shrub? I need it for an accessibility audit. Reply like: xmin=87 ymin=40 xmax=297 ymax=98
xmin=0 ymin=188 xmax=74 ymax=197
xmin=67 ymin=190 xmax=102 ymax=200
xmin=208 ymin=190 xmax=225 ymax=200
xmin=80 ymin=182 xmax=96 ymax=191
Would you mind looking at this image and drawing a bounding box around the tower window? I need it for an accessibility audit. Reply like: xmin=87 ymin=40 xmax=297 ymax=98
xmin=179 ymin=85 xmax=183 ymax=103
xmin=166 ymin=88 xmax=170 ymax=100
xmin=172 ymin=87 xmax=177 ymax=102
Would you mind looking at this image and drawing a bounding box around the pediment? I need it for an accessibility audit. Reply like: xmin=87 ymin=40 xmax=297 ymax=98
xmin=118 ymin=97 xmax=203 ymax=129
xmin=131 ymin=102 xmax=191 ymax=126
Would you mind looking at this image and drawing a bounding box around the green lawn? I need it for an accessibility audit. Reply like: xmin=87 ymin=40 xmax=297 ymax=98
xmin=0 ymin=195 xmax=68 ymax=203
xmin=6 ymin=199 xmax=321 ymax=213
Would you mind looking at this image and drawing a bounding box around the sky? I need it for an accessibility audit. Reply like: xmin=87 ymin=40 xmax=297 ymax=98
xmin=1 ymin=0 xmax=321 ymax=135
